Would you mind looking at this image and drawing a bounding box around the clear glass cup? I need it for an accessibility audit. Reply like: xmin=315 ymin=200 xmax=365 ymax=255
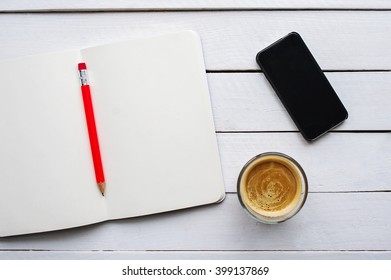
xmin=237 ymin=152 xmax=308 ymax=224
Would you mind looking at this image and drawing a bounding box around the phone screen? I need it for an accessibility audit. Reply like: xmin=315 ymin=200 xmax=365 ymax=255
xmin=256 ymin=32 xmax=348 ymax=141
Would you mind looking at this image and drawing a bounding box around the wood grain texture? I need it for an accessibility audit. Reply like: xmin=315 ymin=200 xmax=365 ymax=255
xmin=217 ymin=133 xmax=391 ymax=192
xmin=0 ymin=193 xmax=390 ymax=251
xmin=209 ymin=72 xmax=391 ymax=131
xmin=0 ymin=12 xmax=390 ymax=70
xmin=0 ymin=3 xmax=390 ymax=260
xmin=1 ymin=251 xmax=391 ymax=260
xmin=1 ymin=0 xmax=391 ymax=11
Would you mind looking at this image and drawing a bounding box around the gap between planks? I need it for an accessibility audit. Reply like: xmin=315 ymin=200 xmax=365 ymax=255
xmin=225 ymin=190 xmax=391 ymax=194
xmin=215 ymin=131 xmax=391 ymax=133
xmin=206 ymin=69 xmax=391 ymax=73
xmin=1 ymin=249 xmax=390 ymax=252
xmin=2 ymin=9 xmax=391 ymax=13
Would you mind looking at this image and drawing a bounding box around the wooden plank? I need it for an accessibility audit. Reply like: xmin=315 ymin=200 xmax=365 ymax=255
xmin=209 ymin=72 xmax=391 ymax=131
xmin=217 ymin=133 xmax=391 ymax=192
xmin=0 ymin=193 xmax=390 ymax=251
xmin=1 ymin=251 xmax=390 ymax=260
xmin=0 ymin=12 xmax=390 ymax=70
xmin=1 ymin=0 xmax=391 ymax=12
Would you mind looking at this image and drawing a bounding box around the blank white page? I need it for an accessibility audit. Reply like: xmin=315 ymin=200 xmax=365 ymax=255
xmin=81 ymin=31 xmax=225 ymax=219
xmin=0 ymin=51 xmax=108 ymax=237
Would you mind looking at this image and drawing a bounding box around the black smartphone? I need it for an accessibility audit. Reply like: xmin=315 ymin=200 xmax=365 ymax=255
xmin=256 ymin=32 xmax=348 ymax=141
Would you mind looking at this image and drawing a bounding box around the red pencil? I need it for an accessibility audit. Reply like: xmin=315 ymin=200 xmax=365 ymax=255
xmin=78 ymin=62 xmax=106 ymax=196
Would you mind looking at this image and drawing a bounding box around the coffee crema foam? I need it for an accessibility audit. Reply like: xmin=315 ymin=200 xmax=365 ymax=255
xmin=240 ymin=156 xmax=302 ymax=218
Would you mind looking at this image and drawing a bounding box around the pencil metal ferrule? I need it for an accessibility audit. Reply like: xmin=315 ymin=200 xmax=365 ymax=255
xmin=79 ymin=70 xmax=89 ymax=86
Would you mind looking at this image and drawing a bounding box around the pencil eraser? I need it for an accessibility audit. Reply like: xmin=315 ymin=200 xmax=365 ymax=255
xmin=78 ymin=63 xmax=87 ymax=70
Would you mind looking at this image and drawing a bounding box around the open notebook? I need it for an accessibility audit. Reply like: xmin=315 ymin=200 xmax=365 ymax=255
xmin=0 ymin=31 xmax=225 ymax=237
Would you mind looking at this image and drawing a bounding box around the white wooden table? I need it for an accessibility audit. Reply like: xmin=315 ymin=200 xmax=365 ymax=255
xmin=1 ymin=0 xmax=390 ymax=260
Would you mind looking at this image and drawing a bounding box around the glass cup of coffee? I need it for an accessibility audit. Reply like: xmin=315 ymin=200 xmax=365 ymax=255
xmin=237 ymin=152 xmax=308 ymax=223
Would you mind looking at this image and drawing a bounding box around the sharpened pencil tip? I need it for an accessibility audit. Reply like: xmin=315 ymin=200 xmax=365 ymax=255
xmin=97 ymin=182 xmax=106 ymax=197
